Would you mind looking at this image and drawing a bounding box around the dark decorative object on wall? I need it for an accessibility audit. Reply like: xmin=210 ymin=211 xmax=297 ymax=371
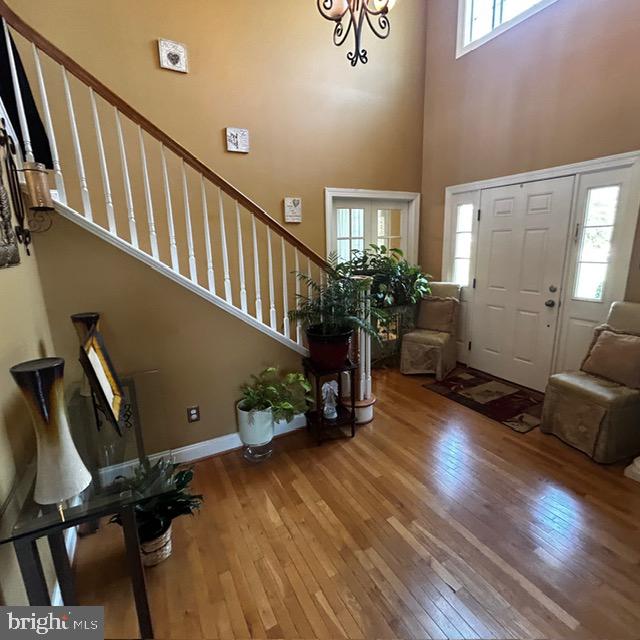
xmin=316 ymin=0 xmax=396 ymax=67
xmin=0 ymin=182 xmax=19 ymax=268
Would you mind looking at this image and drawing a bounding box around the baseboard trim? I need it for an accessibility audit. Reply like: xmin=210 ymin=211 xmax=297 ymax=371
xmin=99 ymin=414 xmax=307 ymax=484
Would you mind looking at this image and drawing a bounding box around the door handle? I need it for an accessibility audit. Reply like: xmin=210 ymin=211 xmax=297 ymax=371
xmin=545 ymin=299 xmax=556 ymax=308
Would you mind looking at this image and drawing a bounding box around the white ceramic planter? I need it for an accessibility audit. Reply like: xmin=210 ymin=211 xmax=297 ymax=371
xmin=237 ymin=402 xmax=274 ymax=461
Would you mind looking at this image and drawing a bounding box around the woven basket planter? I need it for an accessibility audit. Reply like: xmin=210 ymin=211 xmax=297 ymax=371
xmin=140 ymin=525 xmax=173 ymax=567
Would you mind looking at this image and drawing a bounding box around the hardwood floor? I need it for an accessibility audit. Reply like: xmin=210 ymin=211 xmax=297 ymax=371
xmin=74 ymin=369 xmax=640 ymax=639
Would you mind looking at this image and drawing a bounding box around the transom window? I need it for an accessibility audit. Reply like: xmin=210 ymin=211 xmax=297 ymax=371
xmin=458 ymin=0 xmax=560 ymax=57
xmin=574 ymin=186 xmax=620 ymax=302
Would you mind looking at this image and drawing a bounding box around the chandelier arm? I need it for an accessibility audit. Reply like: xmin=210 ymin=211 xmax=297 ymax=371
xmin=317 ymin=0 xmax=349 ymax=22
xmin=364 ymin=9 xmax=390 ymax=40
xmin=333 ymin=13 xmax=354 ymax=48
xmin=347 ymin=6 xmax=368 ymax=66
xmin=363 ymin=0 xmax=391 ymax=16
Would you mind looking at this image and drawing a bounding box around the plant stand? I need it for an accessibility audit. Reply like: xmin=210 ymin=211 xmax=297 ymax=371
xmin=303 ymin=357 xmax=357 ymax=443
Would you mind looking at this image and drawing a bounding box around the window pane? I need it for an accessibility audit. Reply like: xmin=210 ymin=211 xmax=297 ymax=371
xmin=337 ymin=239 xmax=350 ymax=262
xmin=455 ymin=232 xmax=472 ymax=259
xmin=580 ymin=226 xmax=613 ymax=263
xmin=502 ymin=0 xmax=542 ymax=22
xmin=351 ymin=209 xmax=364 ymax=237
xmin=337 ymin=209 xmax=350 ymax=238
xmin=575 ymin=262 xmax=607 ymax=301
xmin=585 ymin=186 xmax=620 ymax=226
xmin=469 ymin=0 xmax=494 ymax=42
xmin=454 ymin=258 xmax=470 ymax=287
xmin=456 ymin=204 xmax=474 ymax=233
xmin=351 ymin=238 xmax=364 ymax=254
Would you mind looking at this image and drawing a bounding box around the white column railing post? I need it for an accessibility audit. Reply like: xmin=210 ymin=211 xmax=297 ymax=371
xmin=200 ymin=176 xmax=215 ymax=293
xmin=364 ymin=280 xmax=372 ymax=399
xmin=294 ymin=249 xmax=302 ymax=345
xmin=251 ymin=216 xmax=263 ymax=323
xmin=160 ymin=146 xmax=179 ymax=271
xmin=281 ymin=237 xmax=290 ymax=338
xmin=137 ymin=126 xmax=159 ymax=259
xmin=89 ymin=89 xmax=116 ymax=234
xmin=217 ymin=187 xmax=232 ymax=303
xmin=181 ymin=161 xmax=197 ymax=282
xmin=3 ymin=19 xmax=33 ymax=163
xmin=114 ymin=109 xmax=138 ymax=248
xmin=236 ymin=202 xmax=248 ymax=313
xmin=32 ymin=44 xmax=66 ymax=203
xmin=267 ymin=228 xmax=277 ymax=330
xmin=62 ymin=68 xmax=91 ymax=219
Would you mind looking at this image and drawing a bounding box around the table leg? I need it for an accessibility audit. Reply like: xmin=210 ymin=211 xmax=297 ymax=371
xmin=14 ymin=538 xmax=50 ymax=605
xmin=121 ymin=505 xmax=154 ymax=639
xmin=48 ymin=531 xmax=77 ymax=605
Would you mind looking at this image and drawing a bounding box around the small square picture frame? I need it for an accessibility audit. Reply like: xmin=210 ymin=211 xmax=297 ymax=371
xmin=284 ymin=197 xmax=302 ymax=223
xmin=158 ymin=38 xmax=189 ymax=74
xmin=226 ymin=127 xmax=250 ymax=153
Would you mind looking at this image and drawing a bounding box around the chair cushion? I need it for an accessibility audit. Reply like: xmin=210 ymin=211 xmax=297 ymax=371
xmin=547 ymin=371 xmax=640 ymax=408
xmin=403 ymin=329 xmax=451 ymax=348
xmin=416 ymin=297 xmax=459 ymax=333
xmin=581 ymin=329 xmax=640 ymax=389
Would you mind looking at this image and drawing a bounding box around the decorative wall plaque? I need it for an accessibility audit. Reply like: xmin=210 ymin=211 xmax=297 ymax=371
xmin=226 ymin=127 xmax=250 ymax=153
xmin=284 ymin=197 xmax=302 ymax=223
xmin=158 ymin=39 xmax=188 ymax=73
xmin=0 ymin=183 xmax=19 ymax=268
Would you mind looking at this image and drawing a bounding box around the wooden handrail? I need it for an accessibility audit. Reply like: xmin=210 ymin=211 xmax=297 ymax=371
xmin=0 ymin=0 xmax=328 ymax=269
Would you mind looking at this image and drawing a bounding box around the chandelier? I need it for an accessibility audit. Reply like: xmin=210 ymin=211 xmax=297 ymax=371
xmin=317 ymin=0 xmax=397 ymax=67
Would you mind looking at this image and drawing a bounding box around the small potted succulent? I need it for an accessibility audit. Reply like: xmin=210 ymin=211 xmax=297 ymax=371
xmin=110 ymin=459 xmax=203 ymax=567
xmin=236 ymin=367 xmax=312 ymax=461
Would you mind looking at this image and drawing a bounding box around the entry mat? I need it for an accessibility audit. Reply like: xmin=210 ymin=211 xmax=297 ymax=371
xmin=424 ymin=367 xmax=545 ymax=433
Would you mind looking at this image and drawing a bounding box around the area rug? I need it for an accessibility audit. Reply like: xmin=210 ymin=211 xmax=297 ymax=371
xmin=424 ymin=367 xmax=545 ymax=433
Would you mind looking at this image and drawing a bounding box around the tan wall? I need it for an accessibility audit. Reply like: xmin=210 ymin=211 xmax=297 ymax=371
xmin=421 ymin=0 xmax=640 ymax=296
xmin=0 ymin=225 xmax=55 ymax=603
xmin=8 ymin=0 xmax=427 ymax=258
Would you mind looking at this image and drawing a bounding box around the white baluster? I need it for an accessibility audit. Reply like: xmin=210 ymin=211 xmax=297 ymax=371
xmin=114 ymin=109 xmax=138 ymax=248
xmin=160 ymin=147 xmax=179 ymax=271
xmin=307 ymin=257 xmax=312 ymax=300
xmin=281 ymin=237 xmax=290 ymax=339
xmin=89 ymin=89 xmax=116 ymax=234
xmin=3 ymin=19 xmax=33 ymax=163
xmin=200 ymin=176 xmax=215 ymax=293
xmin=181 ymin=162 xmax=197 ymax=282
xmin=217 ymin=188 xmax=232 ymax=303
xmin=32 ymin=44 xmax=65 ymax=202
xmin=62 ymin=68 xmax=91 ymax=219
xmin=251 ymin=217 xmax=263 ymax=323
xmin=267 ymin=228 xmax=277 ymax=330
xmin=236 ymin=202 xmax=248 ymax=313
xmin=137 ymin=126 xmax=159 ymax=259
xmin=295 ymin=249 xmax=302 ymax=345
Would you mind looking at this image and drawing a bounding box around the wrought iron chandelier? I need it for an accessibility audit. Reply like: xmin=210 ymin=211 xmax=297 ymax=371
xmin=317 ymin=0 xmax=397 ymax=67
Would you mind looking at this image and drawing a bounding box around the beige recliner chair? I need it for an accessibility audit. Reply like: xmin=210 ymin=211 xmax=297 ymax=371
xmin=400 ymin=282 xmax=461 ymax=380
xmin=541 ymin=301 xmax=640 ymax=463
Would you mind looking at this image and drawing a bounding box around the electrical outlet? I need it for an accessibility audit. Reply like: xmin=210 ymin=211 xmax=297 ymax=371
xmin=187 ymin=405 xmax=200 ymax=423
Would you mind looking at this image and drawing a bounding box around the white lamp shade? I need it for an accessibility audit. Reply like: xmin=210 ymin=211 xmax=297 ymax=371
xmin=373 ymin=0 xmax=397 ymax=11
xmin=325 ymin=0 xmax=349 ymax=18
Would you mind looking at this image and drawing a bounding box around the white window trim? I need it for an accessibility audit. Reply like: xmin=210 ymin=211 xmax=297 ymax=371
xmin=456 ymin=0 xmax=562 ymax=59
xmin=324 ymin=188 xmax=421 ymax=264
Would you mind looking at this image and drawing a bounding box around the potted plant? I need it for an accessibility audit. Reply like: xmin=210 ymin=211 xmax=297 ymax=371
xmin=237 ymin=367 xmax=312 ymax=461
xmin=110 ymin=459 xmax=203 ymax=567
xmin=288 ymin=265 xmax=379 ymax=370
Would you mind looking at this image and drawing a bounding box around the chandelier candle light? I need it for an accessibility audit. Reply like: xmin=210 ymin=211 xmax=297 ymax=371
xmin=317 ymin=0 xmax=397 ymax=66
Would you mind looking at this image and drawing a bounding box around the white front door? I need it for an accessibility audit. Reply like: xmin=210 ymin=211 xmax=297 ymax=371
xmin=470 ymin=176 xmax=575 ymax=391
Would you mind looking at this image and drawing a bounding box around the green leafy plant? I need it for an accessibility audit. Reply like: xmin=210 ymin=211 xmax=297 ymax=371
xmin=110 ymin=459 xmax=203 ymax=544
xmin=337 ymin=245 xmax=430 ymax=309
xmin=239 ymin=367 xmax=312 ymax=422
xmin=288 ymin=258 xmax=380 ymax=337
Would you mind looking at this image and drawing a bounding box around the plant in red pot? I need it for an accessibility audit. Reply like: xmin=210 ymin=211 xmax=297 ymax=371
xmin=288 ymin=265 xmax=378 ymax=370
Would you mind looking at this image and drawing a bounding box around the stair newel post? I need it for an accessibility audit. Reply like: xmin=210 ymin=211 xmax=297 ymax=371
xmin=267 ymin=228 xmax=277 ymax=330
xmin=236 ymin=201 xmax=247 ymax=313
xmin=62 ymin=68 xmax=91 ymax=220
xmin=364 ymin=279 xmax=373 ymax=399
xmin=114 ymin=109 xmax=138 ymax=248
xmin=281 ymin=237 xmax=290 ymax=339
xmin=251 ymin=216 xmax=263 ymax=323
xmin=294 ymin=249 xmax=302 ymax=345
xmin=200 ymin=175 xmax=215 ymax=293
xmin=89 ymin=89 xmax=116 ymax=234
xmin=3 ymin=19 xmax=33 ymax=163
xmin=217 ymin=187 xmax=232 ymax=303
xmin=352 ymin=275 xmax=375 ymax=423
xmin=137 ymin=126 xmax=159 ymax=259
xmin=32 ymin=44 xmax=66 ymax=203
xmin=160 ymin=146 xmax=178 ymax=271
xmin=181 ymin=161 xmax=197 ymax=283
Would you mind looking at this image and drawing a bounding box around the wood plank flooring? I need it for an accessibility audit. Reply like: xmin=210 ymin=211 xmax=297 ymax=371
xmin=74 ymin=369 xmax=640 ymax=639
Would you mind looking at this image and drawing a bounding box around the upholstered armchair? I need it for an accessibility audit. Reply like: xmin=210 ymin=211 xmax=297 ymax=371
xmin=541 ymin=302 xmax=640 ymax=464
xmin=400 ymin=282 xmax=461 ymax=380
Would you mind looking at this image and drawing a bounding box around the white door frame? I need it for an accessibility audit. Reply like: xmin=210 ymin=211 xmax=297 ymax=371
xmin=324 ymin=188 xmax=421 ymax=263
xmin=442 ymin=150 xmax=640 ymax=371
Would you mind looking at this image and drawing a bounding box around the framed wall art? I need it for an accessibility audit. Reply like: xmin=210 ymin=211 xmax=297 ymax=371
xmin=226 ymin=127 xmax=250 ymax=153
xmin=158 ymin=39 xmax=188 ymax=73
xmin=0 ymin=183 xmax=19 ymax=268
xmin=284 ymin=197 xmax=302 ymax=223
